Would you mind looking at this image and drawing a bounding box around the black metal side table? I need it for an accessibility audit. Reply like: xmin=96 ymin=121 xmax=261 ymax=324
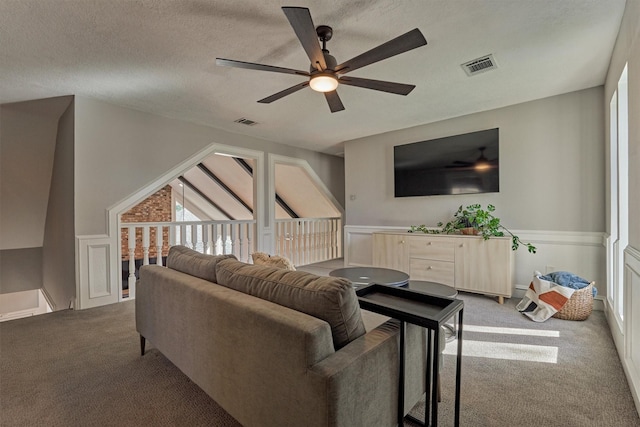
xmin=405 ymin=280 xmax=459 ymax=343
xmin=356 ymin=284 xmax=463 ymax=427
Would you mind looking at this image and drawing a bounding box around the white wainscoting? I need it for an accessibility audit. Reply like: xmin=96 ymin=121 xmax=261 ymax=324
xmin=77 ymin=235 xmax=119 ymax=309
xmin=345 ymin=225 xmax=606 ymax=298
xmin=620 ymin=246 xmax=640 ymax=412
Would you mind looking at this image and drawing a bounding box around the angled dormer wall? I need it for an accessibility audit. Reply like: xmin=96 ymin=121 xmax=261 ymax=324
xmin=0 ymin=96 xmax=75 ymax=311
xmin=73 ymin=97 xmax=344 ymax=308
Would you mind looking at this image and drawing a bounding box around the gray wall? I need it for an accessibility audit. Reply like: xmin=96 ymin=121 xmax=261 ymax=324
xmin=344 ymin=87 xmax=605 ymax=233
xmin=73 ymin=97 xmax=345 ymax=237
xmin=42 ymin=100 xmax=76 ymax=310
xmin=0 ymin=248 xmax=42 ymax=294
xmin=0 ymin=99 xmax=64 ymax=249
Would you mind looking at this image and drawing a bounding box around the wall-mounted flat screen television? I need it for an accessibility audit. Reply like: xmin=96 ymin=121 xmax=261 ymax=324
xmin=394 ymin=128 xmax=499 ymax=197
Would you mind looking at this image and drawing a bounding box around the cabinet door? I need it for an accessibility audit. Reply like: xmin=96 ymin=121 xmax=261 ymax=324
xmin=372 ymin=233 xmax=408 ymax=273
xmin=454 ymin=238 xmax=512 ymax=297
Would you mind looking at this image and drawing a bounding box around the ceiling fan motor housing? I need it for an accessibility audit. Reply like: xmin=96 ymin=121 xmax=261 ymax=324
xmin=311 ymin=52 xmax=337 ymax=73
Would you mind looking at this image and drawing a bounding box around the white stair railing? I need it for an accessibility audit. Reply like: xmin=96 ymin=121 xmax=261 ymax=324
xmin=121 ymin=220 xmax=256 ymax=297
xmin=274 ymin=217 xmax=342 ymax=266
xmin=121 ymin=218 xmax=340 ymax=298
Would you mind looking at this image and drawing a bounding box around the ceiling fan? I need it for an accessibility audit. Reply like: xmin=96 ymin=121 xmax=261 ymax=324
xmin=216 ymin=6 xmax=427 ymax=113
xmin=447 ymin=147 xmax=496 ymax=171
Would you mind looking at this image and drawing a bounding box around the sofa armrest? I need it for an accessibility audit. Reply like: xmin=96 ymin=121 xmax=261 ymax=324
xmin=308 ymin=320 xmax=427 ymax=427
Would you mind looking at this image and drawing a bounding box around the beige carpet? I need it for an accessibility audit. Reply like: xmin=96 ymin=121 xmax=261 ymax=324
xmin=1 ymin=289 xmax=638 ymax=426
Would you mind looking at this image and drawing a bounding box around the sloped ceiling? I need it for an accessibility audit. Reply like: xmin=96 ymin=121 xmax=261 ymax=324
xmin=170 ymin=153 xmax=341 ymax=221
xmin=275 ymin=163 xmax=341 ymax=219
xmin=0 ymin=0 xmax=626 ymax=155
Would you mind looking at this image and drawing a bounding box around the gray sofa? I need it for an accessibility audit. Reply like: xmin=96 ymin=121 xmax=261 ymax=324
xmin=136 ymin=246 xmax=428 ymax=427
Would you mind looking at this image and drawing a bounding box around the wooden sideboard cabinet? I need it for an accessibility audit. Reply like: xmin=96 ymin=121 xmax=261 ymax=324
xmin=372 ymin=232 xmax=514 ymax=303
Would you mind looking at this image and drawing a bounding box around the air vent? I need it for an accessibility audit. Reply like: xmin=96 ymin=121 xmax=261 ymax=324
xmin=234 ymin=117 xmax=258 ymax=126
xmin=461 ymin=54 xmax=498 ymax=76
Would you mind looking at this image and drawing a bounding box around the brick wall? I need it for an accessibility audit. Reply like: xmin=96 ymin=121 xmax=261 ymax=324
xmin=121 ymin=185 xmax=172 ymax=260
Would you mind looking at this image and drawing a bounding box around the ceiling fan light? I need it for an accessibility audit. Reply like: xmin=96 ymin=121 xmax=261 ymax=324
xmin=309 ymin=74 xmax=338 ymax=92
xmin=474 ymin=161 xmax=491 ymax=171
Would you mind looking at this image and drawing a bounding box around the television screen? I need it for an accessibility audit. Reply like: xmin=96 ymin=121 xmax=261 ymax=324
xmin=394 ymin=128 xmax=499 ymax=197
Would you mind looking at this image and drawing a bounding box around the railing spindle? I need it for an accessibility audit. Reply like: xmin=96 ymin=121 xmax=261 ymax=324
xmin=238 ymin=223 xmax=245 ymax=262
xmin=247 ymin=222 xmax=253 ymax=261
xmin=155 ymin=226 xmax=163 ymax=266
xmin=230 ymin=223 xmax=238 ymax=259
xmin=142 ymin=226 xmax=150 ymax=266
xmin=179 ymin=224 xmax=187 ymax=247
xmin=191 ymin=224 xmax=199 ymax=251
xmin=169 ymin=224 xmax=176 ymax=247
xmin=127 ymin=226 xmax=136 ymax=298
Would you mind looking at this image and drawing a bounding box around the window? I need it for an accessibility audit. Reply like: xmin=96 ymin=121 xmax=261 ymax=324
xmin=610 ymin=64 xmax=628 ymax=323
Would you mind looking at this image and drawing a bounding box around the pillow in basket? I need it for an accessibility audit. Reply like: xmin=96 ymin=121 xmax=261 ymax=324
xmin=516 ymin=273 xmax=576 ymax=322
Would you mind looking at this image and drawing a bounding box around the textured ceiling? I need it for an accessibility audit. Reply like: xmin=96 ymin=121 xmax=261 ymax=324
xmin=0 ymin=0 xmax=626 ymax=155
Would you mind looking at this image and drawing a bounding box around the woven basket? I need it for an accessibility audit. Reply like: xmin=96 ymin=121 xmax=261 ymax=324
xmin=552 ymin=282 xmax=594 ymax=321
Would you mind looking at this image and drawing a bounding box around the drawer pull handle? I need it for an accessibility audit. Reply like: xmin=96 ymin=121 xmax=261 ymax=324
xmin=427 ymin=266 xmax=433 ymax=270
xmin=459 ymin=244 xmax=464 ymax=247
xmin=427 ymin=242 xmax=432 ymax=245
xmin=400 ymin=240 xmax=405 ymax=244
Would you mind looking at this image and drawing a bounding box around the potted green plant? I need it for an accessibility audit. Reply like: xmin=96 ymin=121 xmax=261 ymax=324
xmin=410 ymin=204 xmax=537 ymax=253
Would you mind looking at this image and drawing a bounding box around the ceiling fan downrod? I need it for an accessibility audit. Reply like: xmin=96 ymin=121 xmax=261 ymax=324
xmin=316 ymin=25 xmax=333 ymax=53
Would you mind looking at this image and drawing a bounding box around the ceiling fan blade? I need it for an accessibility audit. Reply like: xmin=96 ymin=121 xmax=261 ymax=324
xmin=216 ymin=58 xmax=309 ymax=76
xmin=282 ymin=7 xmax=327 ymax=71
xmin=335 ymin=28 xmax=427 ymax=75
xmin=338 ymin=76 xmax=416 ymax=95
xmin=324 ymin=91 xmax=345 ymax=113
xmin=257 ymin=82 xmax=309 ymax=104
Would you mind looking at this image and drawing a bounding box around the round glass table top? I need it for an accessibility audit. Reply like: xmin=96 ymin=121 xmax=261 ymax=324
xmin=329 ymin=267 xmax=409 ymax=287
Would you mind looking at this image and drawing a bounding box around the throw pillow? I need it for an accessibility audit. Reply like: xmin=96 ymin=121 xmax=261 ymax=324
xmin=251 ymin=251 xmax=296 ymax=271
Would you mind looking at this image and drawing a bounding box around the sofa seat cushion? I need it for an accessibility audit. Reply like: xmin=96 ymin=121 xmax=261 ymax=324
xmin=166 ymin=245 xmax=237 ymax=283
xmin=216 ymin=258 xmax=366 ymax=350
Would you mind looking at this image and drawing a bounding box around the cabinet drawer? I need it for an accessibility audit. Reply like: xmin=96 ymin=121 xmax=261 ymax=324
xmin=408 ymin=238 xmax=455 ymax=261
xmin=409 ymin=258 xmax=455 ymax=286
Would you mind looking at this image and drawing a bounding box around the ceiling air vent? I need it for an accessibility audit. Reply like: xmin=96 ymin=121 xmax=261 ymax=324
xmin=461 ymin=54 xmax=498 ymax=76
xmin=234 ymin=117 xmax=258 ymax=126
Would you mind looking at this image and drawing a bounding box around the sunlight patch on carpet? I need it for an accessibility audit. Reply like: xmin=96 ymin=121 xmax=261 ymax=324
xmin=462 ymin=324 xmax=560 ymax=337
xmin=443 ymin=340 xmax=558 ymax=363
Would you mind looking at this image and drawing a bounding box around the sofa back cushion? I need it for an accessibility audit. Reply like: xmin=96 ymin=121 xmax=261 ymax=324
xmin=166 ymin=245 xmax=236 ymax=283
xmin=216 ymin=258 xmax=366 ymax=350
